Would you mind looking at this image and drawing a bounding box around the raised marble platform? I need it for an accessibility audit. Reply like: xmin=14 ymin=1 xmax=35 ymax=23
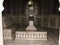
xmin=3 ymin=28 xmax=58 ymax=45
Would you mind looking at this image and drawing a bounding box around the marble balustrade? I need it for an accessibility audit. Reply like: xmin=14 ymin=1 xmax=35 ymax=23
xmin=15 ymin=31 xmax=47 ymax=40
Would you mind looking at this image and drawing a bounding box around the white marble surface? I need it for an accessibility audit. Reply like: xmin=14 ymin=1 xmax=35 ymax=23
xmin=26 ymin=21 xmax=37 ymax=31
xmin=15 ymin=31 xmax=47 ymax=40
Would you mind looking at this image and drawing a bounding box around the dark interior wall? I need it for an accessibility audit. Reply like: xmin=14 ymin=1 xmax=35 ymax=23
xmin=37 ymin=0 xmax=59 ymax=15
xmin=3 ymin=0 xmax=59 ymax=15
xmin=3 ymin=0 xmax=28 ymax=15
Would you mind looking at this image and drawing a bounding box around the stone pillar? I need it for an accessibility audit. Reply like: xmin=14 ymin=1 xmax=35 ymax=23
xmin=0 ymin=0 xmax=4 ymax=45
xmin=58 ymin=27 xmax=60 ymax=45
xmin=59 ymin=0 xmax=60 ymax=44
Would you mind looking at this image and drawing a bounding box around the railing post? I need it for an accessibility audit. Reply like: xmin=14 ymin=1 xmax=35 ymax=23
xmin=41 ymin=16 xmax=43 ymax=26
xmin=56 ymin=17 xmax=59 ymax=28
xmin=48 ymin=17 xmax=50 ymax=27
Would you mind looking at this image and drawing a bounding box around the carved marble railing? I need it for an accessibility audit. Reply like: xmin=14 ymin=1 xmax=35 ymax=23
xmin=15 ymin=31 xmax=47 ymax=40
xmin=34 ymin=15 xmax=60 ymax=29
xmin=3 ymin=29 xmax=12 ymax=39
xmin=3 ymin=29 xmax=47 ymax=40
xmin=2 ymin=15 xmax=60 ymax=29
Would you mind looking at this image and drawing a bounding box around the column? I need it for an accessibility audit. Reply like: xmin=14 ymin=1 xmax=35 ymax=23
xmin=59 ymin=0 xmax=60 ymax=44
xmin=59 ymin=28 xmax=60 ymax=45
xmin=0 ymin=0 xmax=4 ymax=45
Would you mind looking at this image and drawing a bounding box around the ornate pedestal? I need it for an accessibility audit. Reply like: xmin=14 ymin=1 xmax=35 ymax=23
xmin=26 ymin=21 xmax=37 ymax=31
